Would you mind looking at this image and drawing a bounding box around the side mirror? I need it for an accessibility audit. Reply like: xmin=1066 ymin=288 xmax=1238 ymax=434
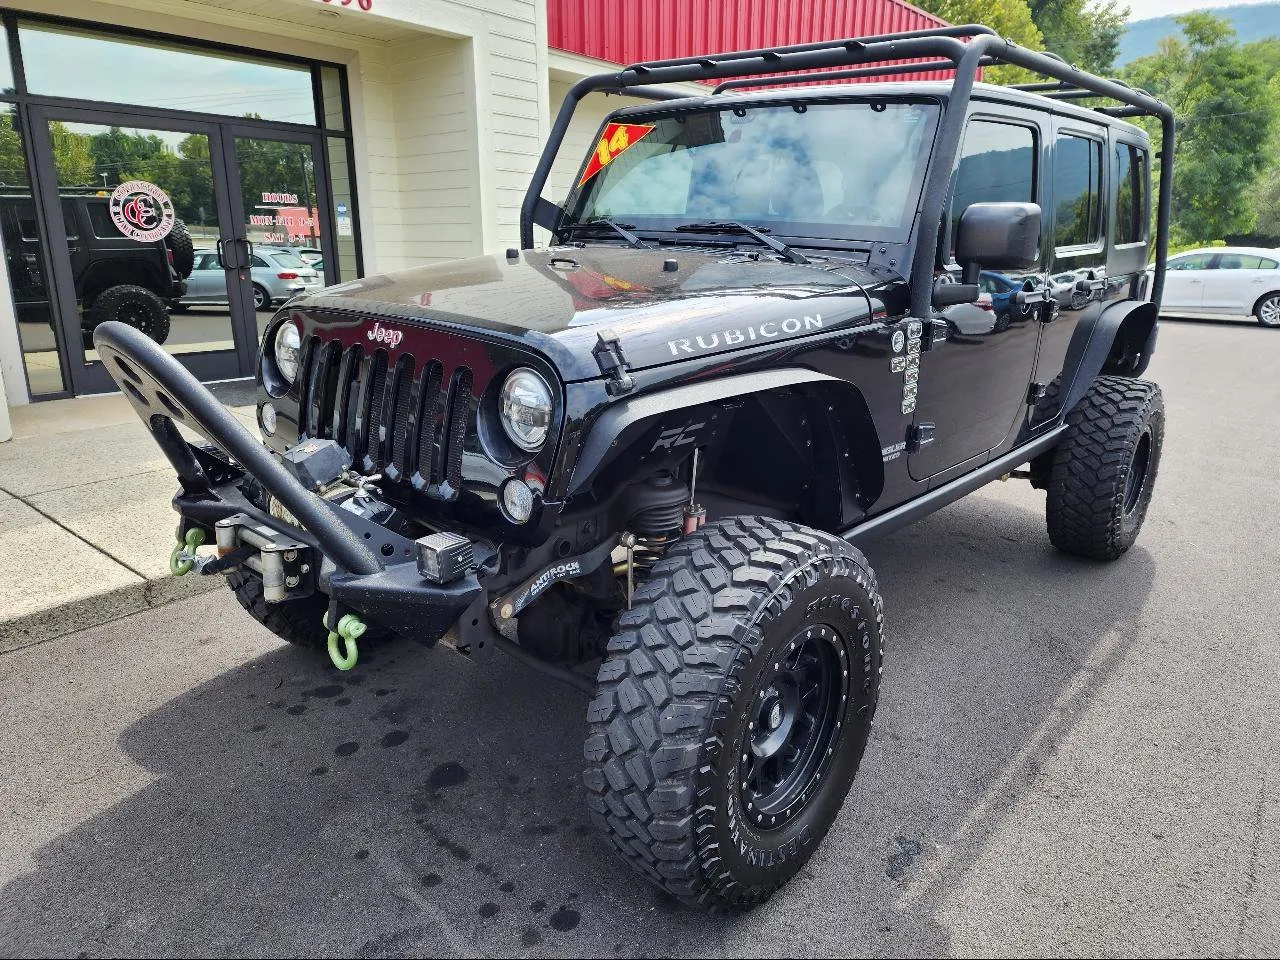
xmin=955 ymin=202 xmax=1042 ymax=284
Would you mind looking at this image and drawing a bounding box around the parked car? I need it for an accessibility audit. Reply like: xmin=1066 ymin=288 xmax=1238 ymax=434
xmin=1 ymin=189 xmax=190 ymax=345
xmin=180 ymin=245 xmax=323 ymax=311
xmin=1151 ymin=246 xmax=1280 ymax=327
xmin=95 ymin=26 xmax=1175 ymax=913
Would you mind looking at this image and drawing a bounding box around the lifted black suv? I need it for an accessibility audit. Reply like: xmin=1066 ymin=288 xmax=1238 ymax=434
xmin=96 ymin=25 xmax=1175 ymax=912
xmin=1 ymin=189 xmax=191 ymax=345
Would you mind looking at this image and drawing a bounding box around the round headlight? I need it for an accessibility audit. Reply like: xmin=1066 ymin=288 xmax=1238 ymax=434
xmin=499 ymin=368 xmax=552 ymax=452
xmin=273 ymin=321 xmax=302 ymax=382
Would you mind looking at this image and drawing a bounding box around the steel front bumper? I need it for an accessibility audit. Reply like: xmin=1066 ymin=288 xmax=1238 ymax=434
xmin=92 ymin=321 xmax=480 ymax=642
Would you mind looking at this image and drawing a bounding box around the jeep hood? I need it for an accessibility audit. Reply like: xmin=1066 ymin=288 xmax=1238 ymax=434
xmin=297 ymin=246 xmax=893 ymax=381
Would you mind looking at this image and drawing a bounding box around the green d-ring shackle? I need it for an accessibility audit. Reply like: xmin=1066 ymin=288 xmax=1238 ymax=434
xmin=326 ymin=613 xmax=367 ymax=671
xmin=170 ymin=528 xmax=206 ymax=576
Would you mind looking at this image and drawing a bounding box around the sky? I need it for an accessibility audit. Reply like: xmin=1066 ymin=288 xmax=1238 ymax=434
xmin=1125 ymin=0 xmax=1267 ymax=22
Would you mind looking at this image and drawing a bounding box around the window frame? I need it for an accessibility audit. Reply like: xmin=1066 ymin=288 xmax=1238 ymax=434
xmin=1112 ymin=139 xmax=1148 ymax=250
xmin=945 ymin=112 xmax=1041 ymax=269
xmin=1051 ymin=125 xmax=1107 ymax=257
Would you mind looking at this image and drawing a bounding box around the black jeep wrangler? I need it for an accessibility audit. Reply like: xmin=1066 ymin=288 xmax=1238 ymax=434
xmin=1 ymin=189 xmax=191 ymax=345
xmin=95 ymin=26 xmax=1175 ymax=912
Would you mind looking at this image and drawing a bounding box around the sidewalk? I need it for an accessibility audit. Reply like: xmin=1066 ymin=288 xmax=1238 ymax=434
xmin=0 ymin=384 xmax=257 ymax=653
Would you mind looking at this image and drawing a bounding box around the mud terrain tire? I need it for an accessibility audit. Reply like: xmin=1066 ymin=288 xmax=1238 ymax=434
xmin=584 ymin=516 xmax=884 ymax=912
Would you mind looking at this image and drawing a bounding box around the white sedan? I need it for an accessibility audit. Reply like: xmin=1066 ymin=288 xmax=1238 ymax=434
xmin=1154 ymin=246 xmax=1280 ymax=327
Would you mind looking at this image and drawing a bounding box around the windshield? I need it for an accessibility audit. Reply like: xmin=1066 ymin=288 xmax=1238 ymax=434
xmin=268 ymin=250 xmax=308 ymax=268
xmin=565 ymin=98 xmax=940 ymax=243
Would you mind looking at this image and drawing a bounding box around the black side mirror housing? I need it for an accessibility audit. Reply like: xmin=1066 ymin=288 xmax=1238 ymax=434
xmin=955 ymin=202 xmax=1042 ymax=284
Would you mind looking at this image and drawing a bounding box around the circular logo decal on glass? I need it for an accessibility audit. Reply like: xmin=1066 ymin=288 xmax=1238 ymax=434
xmin=109 ymin=180 xmax=175 ymax=243
xmin=891 ymin=330 xmax=906 ymax=353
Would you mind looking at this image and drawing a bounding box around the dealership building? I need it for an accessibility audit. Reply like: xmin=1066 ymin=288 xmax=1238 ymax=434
xmin=0 ymin=0 xmax=945 ymax=407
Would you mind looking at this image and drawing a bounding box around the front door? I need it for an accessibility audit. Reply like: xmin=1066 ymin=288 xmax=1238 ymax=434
xmin=908 ymin=113 xmax=1047 ymax=480
xmin=26 ymin=106 xmax=330 ymax=395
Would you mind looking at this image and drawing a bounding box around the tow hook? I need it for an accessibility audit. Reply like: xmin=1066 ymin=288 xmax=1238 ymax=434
xmin=170 ymin=528 xmax=206 ymax=576
xmin=325 ymin=612 xmax=367 ymax=671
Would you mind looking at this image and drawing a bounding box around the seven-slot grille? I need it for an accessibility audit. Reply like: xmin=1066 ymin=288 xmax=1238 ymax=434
xmin=297 ymin=334 xmax=474 ymax=499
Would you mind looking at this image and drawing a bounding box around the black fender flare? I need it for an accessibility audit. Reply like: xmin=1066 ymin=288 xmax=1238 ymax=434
xmin=1058 ymin=298 xmax=1158 ymax=417
xmin=564 ymin=369 xmax=884 ymax=517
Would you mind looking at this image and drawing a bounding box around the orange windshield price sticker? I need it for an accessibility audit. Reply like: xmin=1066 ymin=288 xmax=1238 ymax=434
xmin=578 ymin=122 xmax=656 ymax=186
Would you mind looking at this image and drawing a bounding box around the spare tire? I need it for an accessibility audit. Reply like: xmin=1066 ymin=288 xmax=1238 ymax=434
xmin=90 ymin=284 xmax=171 ymax=345
xmin=166 ymin=218 xmax=194 ymax=279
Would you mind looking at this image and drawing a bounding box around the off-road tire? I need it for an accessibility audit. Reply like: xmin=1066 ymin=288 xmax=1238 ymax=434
xmin=166 ymin=218 xmax=195 ymax=279
xmin=227 ymin=568 xmax=332 ymax=651
xmin=89 ymin=284 xmax=171 ymax=345
xmin=584 ymin=516 xmax=884 ymax=912
xmin=1046 ymin=375 xmax=1164 ymax=560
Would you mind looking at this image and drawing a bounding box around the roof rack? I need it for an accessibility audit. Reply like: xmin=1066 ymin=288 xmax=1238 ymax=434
xmin=520 ymin=23 xmax=1175 ymax=317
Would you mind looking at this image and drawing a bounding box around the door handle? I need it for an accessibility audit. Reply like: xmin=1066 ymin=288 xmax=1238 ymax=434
xmin=234 ymin=237 xmax=253 ymax=267
xmin=216 ymin=237 xmax=235 ymax=270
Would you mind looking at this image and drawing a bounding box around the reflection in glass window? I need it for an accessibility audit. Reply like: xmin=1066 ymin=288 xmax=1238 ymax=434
xmin=1054 ymin=134 xmax=1103 ymax=248
xmin=0 ymin=105 xmax=67 ymax=396
xmin=570 ymin=101 xmax=940 ymax=239
xmin=949 ymin=120 xmax=1036 ymax=261
xmin=326 ymin=136 xmax=360 ymax=282
xmin=18 ymin=21 xmax=317 ymax=125
xmin=1115 ymin=144 xmax=1147 ymax=246
xmin=1168 ymin=253 xmax=1213 ymax=270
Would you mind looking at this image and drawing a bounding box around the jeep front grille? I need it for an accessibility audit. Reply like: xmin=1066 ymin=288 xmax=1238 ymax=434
xmin=297 ymin=334 xmax=474 ymax=499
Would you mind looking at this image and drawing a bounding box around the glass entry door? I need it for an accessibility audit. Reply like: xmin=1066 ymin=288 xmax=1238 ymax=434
xmin=26 ymin=105 xmax=329 ymax=395
xmin=223 ymin=127 xmax=333 ymax=347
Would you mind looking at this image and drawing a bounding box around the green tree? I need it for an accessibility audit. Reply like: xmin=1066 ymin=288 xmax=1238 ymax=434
xmin=1246 ymin=73 xmax=1280 ymax=239
xmin=914 ymin=0 xmax=1045 ymax=83
xmin=1029 ymin=0 xmax=1129 ymax=74
xmin=1125 ymin=13 xmax=1277 ymax=243
xmin=48 ymin=122 xmax=94 ymax=186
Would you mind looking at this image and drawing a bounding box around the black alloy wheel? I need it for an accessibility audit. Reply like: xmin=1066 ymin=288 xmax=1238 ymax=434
xmin=740 ymin=625 xmax=845 ymax=829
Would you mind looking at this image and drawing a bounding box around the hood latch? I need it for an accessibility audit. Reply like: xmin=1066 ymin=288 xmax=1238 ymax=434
xmin=593 ymin=328 xmax=636 ymax=396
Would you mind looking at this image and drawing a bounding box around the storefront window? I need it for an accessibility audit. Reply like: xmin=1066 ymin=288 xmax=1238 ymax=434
xmin=17 ymin=22 xmax=316 ymax=125
xmin=0 ymin=105 xmax=67 ymax=397
xmin=320 ymin=66 xmax=346 ymax=131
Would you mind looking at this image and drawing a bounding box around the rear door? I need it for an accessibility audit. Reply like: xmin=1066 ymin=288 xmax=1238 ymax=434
xmin=908 ymin=108 xmax=1047 ymax=480
xmin=1201 ymin=252 xmax=1274 ymax=314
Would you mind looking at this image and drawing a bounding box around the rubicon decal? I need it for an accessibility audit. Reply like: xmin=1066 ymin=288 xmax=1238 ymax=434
xmin=578 ymin=122 xmax=656 ymax=186
xmin=367 ymin=321 xmax=404 ymax=349
xmin=667 ymin=315 xmax=824 ymax=356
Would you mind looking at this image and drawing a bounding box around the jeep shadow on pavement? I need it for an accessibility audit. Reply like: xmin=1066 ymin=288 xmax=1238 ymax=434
xmin=93 ymin=24 xmax=1176 ymax=913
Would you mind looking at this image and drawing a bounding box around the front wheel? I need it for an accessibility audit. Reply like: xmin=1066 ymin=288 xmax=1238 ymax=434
xmin=1046 ymin=376 xmax=1165 ymax=560
xmin=89 ymin=284 xmax=171 ymax=345
xmin=1255 ymin=292 xmax=1280 ymax=327
xmin=583 ymin=517 xmax=884 ymax=912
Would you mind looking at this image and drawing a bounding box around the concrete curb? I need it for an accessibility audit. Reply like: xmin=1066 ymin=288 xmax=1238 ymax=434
xmin=0 ymin=571 xmax=223 ymax=655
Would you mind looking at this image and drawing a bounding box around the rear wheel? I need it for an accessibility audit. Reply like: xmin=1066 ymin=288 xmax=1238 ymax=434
xmin=89 ymin=284 xmax=170 ymax=345
xmin=252 ymin=283 xmax=271 ymax=312
xmin=1046 ymin=376 xmax=1164 ymax=560
xmin=583 ymin=517 xmax=884 ymax=912
xmin=1254 ymin=292 xmax=1280 ymax=327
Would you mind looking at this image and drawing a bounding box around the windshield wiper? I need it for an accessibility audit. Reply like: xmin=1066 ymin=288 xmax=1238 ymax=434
xmin=673 ymin=220 xmax=810 ymax=265
xmin=564 ymin=217 xmax=651 ymax=250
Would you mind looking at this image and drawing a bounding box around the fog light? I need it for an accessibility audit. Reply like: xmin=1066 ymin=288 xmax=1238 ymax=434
xmin=259 ymin=402 xmax=277 ymax=435
xmin=501 ymin=478 xmax=534 ymax=523
xmin=416 ymin=531 xmax=474 ymax=584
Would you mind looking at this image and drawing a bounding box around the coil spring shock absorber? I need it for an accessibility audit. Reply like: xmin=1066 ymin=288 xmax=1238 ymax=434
xmin=617 ymin=471 xmax=690 ymax=604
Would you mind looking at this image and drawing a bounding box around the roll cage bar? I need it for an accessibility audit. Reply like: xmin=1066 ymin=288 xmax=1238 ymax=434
xmin=519 ymin=23 xmax=1175 ymax=319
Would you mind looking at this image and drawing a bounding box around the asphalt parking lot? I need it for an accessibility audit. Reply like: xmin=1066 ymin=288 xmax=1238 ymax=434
xmin=1 ymin=317 xmax=1277 ymax=958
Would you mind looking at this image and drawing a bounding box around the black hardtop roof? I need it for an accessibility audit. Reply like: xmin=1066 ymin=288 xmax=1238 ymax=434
xmin=608 ymin=80 xmax=1149 ymax=141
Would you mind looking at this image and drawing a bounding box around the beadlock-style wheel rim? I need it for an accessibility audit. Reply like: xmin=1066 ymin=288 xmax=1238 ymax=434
xmin=1124 ymin=428 xmax=1153 ymax=515
xmin=1260 ymin=297 xmax=1280 ymax=326
xmin=739 ymin=624 xmax=847 ymax=830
